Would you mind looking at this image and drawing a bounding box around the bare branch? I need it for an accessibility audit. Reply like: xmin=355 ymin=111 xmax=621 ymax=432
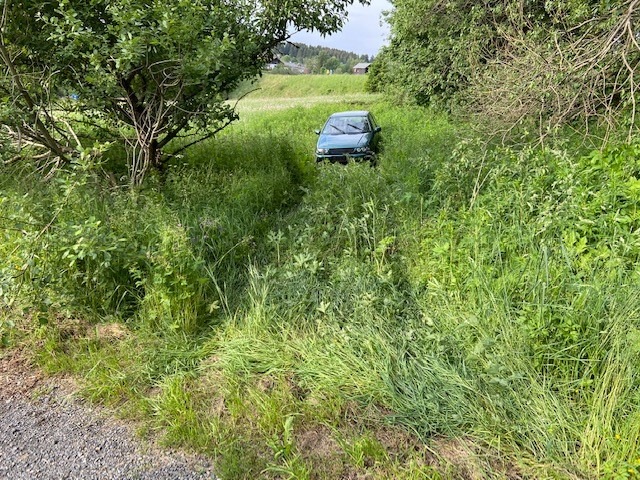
xmin=465 ymin=0 xmax=640 ymax=143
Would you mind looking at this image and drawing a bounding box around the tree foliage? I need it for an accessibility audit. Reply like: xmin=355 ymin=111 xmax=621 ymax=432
xmin=371 ymin=0 xmax=640 ymax=138
xmin=1 ymin=0 xmax=366 ymax=183
xmin=369 ymin=0 xmax=515 ymax=104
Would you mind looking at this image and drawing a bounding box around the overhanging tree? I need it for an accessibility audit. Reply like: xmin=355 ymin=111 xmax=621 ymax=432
xmin=1 ymin=0 xmax=366 ymax=183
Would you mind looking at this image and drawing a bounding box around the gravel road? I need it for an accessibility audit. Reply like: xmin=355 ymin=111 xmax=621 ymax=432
xmin=0 ymin=353 xmax=217 ymax=480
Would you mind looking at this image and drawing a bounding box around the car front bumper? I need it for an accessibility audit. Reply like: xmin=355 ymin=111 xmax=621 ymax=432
xmin=316 ymin=152 xmax=375 ymax=164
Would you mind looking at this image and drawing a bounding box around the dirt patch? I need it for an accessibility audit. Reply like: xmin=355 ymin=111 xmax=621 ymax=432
xmin=430 ymin=436 xmax=523 ymax=480
xmin=94 ymin=322 xmax=130 ymax=342
xmin=296 ymin=424 xmax=341 ymax=460
xmin=296 ymin=424 xmax=354 ymax=479
xmin=0 ymin=351 xmax=39 ymax=398
xmin=374 ymin=424 xmax=434 ymax=464
xmin=0 ymin=350 xmax=75 ymax=400
xmin=256 ymin=374 xmax=276 ymax=393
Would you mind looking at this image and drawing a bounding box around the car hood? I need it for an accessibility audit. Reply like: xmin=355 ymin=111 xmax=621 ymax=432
xmin=317 ymin=133 xmax=371 ymax=150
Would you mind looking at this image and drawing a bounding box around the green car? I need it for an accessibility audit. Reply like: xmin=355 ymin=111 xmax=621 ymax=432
xmin=315 ymin=111 xmax=382 ymax=165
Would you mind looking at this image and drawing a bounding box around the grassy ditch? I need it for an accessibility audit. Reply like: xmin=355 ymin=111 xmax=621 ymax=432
xmin=2 ymin=75 xmax=640 ymax=479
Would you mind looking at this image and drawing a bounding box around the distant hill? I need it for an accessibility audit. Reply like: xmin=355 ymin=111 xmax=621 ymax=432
xmin=273 ymin=42 xmax=370 ymax=74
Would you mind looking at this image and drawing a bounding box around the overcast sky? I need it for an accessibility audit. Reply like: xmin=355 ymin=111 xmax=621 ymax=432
xmin=289 ymin=0 xmax=392 ymax=58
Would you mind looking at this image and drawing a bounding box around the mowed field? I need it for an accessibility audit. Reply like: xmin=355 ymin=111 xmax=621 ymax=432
xmin=2 ymin=73 xmax=639 ymax=479
xmin=229 ymin=74 xmax=380 ymax=117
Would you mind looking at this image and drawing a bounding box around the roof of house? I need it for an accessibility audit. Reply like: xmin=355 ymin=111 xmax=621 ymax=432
xmin=353 ymin=63 xmax=372 ymax=69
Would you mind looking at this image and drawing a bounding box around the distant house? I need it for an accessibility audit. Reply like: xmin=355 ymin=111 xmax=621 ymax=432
xmin=265 ymin=57 xmax=283 ymax=70
xmin=353 ymin=62 xmax=371 ymax=74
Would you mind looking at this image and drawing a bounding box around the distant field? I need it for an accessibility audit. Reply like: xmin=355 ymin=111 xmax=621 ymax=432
xmin=232 ymin=73 xmax=370 ymax=98
xmin=230 ymin=74 xmax=381 ymax=115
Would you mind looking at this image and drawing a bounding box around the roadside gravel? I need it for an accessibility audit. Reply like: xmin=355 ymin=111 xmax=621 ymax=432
xmin=0 ymin=353 xmax=217 ymax=480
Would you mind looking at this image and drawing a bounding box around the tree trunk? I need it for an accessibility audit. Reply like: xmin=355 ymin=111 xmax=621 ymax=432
xmin=129 ymin=133 xmax=157 ymax=186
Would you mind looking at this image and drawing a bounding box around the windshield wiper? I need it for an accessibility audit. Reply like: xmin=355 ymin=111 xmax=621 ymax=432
xmin=346 ymin=123 xmax=365 ymax=132
xmin=330 ymin=124 xmax=346 ymax=134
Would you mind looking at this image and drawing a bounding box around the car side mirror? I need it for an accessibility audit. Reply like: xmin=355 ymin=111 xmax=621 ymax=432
xmin=374 ymin=126 xmax=382 ymax=133
xmin=314 ymin=129 xmax=321 ymax=135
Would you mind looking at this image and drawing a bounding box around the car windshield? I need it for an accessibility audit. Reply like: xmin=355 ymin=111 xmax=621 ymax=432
xmin=322 ymin=116 xmax=371 ymax=135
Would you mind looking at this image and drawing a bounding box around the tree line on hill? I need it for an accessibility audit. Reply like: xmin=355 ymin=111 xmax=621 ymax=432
xmin=274 ymin=42 xmax=370 ymax=74
xmin=368 ymin=0 xmax=640 ymax=140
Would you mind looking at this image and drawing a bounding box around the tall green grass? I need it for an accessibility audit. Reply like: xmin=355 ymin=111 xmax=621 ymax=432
xmin=2 ymin=74 xmax=640 ymax=478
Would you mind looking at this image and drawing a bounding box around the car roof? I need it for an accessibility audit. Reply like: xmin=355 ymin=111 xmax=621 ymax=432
xmin=329 ymin=111 xmax=370 ymax=118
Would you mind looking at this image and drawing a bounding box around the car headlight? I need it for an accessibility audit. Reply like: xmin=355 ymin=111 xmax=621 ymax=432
xmin=316 ymin=148 xmax=329 ymax=154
